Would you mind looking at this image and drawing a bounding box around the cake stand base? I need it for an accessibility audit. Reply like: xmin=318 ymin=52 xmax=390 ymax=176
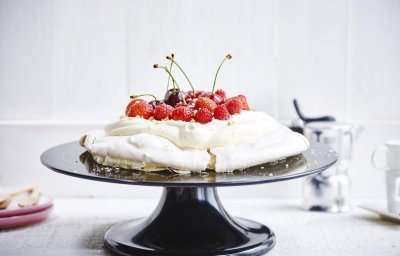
xmin=104 ymin=187 xmax=275 ymax=256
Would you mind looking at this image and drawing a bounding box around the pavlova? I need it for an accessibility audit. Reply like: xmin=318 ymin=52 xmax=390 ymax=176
xmin=80 ymin=54 xmax=309 ymax=173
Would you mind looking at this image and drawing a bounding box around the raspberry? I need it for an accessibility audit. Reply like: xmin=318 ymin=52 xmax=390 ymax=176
xmin=126 ymin=100 xmax=154 ymax=119
xmin=214 ymin=105 xmax=230 ymax=120
xmin=194 ymin=108 xmax=213 ymax=124
xmin=225 ymin=98 xmax=242 ymax=115
xmin=194 ymin=97 xmax=217 ymax=112
xmin=171 ymin=106 xmax=193 ymax=122
xmin=215 ymin=89 xmax=226 ymax=99
xmin=154 ymin=103 xmax=174 ymax=120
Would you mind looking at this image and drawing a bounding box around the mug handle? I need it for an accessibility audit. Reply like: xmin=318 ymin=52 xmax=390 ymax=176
xmin=371 ymin=146 xmax=388 ymax=170
xmin=394 ymin=177 xmax=400 ymax=202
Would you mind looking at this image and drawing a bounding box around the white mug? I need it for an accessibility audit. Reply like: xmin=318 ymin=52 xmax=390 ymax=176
xmin=371 ymin=140 xmax=400 ymax=169
xmin=386 ymin=170 xmax=400 ymax=215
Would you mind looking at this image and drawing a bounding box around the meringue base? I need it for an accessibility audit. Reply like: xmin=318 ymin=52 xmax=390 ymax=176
xmin=81 ymin=125 xmax=309 ymax=173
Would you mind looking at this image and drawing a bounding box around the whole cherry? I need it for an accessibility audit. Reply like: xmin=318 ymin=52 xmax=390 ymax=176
xmin=148 ymin=100 xmax=164 ymax=107
xmin=154 ymin=63 xmax=186 ymax=107
xmin=208 ymin=93 xmax=224 ymax=105
xmin=176 ymin=99 xmax=195 ymax=109
xmin=215 ymin=89 xmax=227 ymax=99
xmin=164 ymin=88 xmax=183 ymax=107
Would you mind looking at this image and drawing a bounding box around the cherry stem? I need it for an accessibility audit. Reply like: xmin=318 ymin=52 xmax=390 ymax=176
xmin=212 ymin=54 xmax=232 ymax=94
xmin=167 ymin=55 xmax=195 ymax=93
xmin=166 ymin=54 xmax=175 ymax=91
xmin=154 ymin=64 xmax=186 ymax=104
xmin=154 ymin=64 xmax=176 ymax=91
xmin=130 ymin=94 xmax=158 ymax=101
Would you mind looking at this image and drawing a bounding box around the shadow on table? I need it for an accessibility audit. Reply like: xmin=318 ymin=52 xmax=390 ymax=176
xmin=357 ymin=214 xmax=400 ymax=228
xmin=80 ymin=221 xmax=117 ymax=256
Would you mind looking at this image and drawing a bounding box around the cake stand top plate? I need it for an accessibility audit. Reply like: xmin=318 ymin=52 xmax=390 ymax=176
xmin=40 ymin=141 xmax=337 ymax=187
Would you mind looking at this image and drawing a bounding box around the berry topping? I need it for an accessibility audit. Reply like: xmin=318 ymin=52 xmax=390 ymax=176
xmin=199 ymin=91 xmax=212 ymax=98
xmin=123 ymin=53 xmax=251 ymax=124
xmin=208 ymin=93 xmax=224 ymax=105
xmin=225 ymin=98 xmax=242 ymax=115
xmin=186 ymin=90 xmax=204 ymax=100
xmin=171 ymin=106 xmax=193 ymax=122
xmin=148 ymin=100 xmax=163 ymax=107
xmin=126 ymin=100 xmax=154 ymax=119
xmin=176 ymin=99 xmax=195 ymax=109
xmin=125 ymin=98 xmax=145 ymax=115
xmin=214 ymin=105 xmax=231 ymax=120
xmin=232 ymin=95 xmax=250 ymax=110
xmin=194 ymin=91 xmax=204 ymax=98
xmin=194 ymin=108 xmax=213 ymax=124
xmin=215 ymin=89 xmax=227 ymax=99
xmin=164 ymin=88 xmax=183 ymax=107
xmin=194 ymin=97 xmax=217 ymax=112
xmin=154 ymin=103 xmax=174 ymax=120
xmin=185 ymin=91 xmax=195 ymax=100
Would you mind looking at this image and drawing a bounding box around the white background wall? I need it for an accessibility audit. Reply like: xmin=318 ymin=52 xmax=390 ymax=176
xmin=0 ymin=0 xmax=399 ymax=199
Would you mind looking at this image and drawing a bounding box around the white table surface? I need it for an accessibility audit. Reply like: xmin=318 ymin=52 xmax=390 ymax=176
xmin=0 ymin=198 xmax=399 ymax=256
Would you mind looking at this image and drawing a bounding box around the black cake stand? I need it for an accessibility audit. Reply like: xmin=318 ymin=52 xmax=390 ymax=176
xmin=41 ymin=141 xmax=337 ymax=256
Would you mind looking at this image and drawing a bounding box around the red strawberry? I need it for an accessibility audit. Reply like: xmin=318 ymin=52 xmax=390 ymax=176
xmin=126 ymin=100 xmax=154 ymax=119
xmin=171 ymin=106 xmax=193 ymax=122
xmin=125 ymin=99 xmax=144 ymax=115
xmin=235 ymin=95 xmax=250 ymax=110
xmin=194 ymin=97 xmax=217 ymax=112
xmin=214 ymin=105 xmax=230 ymax=120
xmin=194 ymin=108 xmax=213 ymax=124
xmin=154 ymin=103 xmax=174 ymax=120
xmin=215 ymin=89 xmax=226 ymax=99
xmin=225 ymin=98 xmax=242 ymax=115
xmin=227 ymin=95 xmax=250 ymax=110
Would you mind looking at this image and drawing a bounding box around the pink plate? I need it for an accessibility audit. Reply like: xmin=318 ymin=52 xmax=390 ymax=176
xmin=0 ymin=197 xmax=53 ymax=217
xmin=0 ymin=205 xmax=53 ymax=229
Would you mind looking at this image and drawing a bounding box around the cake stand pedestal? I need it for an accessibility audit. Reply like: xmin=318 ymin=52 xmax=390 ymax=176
xmin=105 ymin=187 xmax=274 ymax=255
xmin=41 ymin=142 xmax=337 ymax=256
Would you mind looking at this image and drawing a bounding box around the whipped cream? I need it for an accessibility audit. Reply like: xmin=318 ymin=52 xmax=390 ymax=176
xmin=105 ymin=111 xmax=278 ymax=149
xmin=81 ymin=111 xmax=309 ymax=173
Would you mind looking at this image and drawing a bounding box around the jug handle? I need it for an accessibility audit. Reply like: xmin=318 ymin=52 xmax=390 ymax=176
xmin=371 ymin=146 xmax=388 ymax=170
